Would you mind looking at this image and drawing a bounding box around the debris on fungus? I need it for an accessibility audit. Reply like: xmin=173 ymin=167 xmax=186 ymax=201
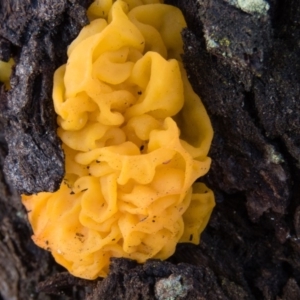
xmin=22 ymin=0 xmax=215 ymax=279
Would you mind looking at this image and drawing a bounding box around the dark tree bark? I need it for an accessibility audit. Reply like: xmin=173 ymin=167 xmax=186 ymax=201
xmin=0 ymin=0 xmax=300 ymax=299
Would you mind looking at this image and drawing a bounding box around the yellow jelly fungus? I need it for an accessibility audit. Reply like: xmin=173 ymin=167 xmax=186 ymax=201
xmin=0 ymin=58 xmax=14 ymax=89
xmin=22 ymin=0 xmax=215 ymax=279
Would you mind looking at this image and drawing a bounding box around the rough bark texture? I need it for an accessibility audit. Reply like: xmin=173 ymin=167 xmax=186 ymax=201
xmin=0 ymin=0 xmax=93 ymax=195
xmin=0 ymin=0 xmax=300 ymax=299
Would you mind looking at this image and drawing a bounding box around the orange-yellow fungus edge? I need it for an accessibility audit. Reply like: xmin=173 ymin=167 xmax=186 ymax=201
xmin=0 ymin=58 xmax=14 ymax=89
xmin=21 ymin=0 xmax=215 ymax=280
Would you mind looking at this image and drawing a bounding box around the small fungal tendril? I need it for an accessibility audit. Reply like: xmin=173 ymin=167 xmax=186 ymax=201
xmin=0 ymin=58 xmax=14 ymax=89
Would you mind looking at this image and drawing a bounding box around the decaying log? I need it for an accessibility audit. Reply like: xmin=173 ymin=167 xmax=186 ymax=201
xmin=0 ymin=0 xmax=300 ymax=299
